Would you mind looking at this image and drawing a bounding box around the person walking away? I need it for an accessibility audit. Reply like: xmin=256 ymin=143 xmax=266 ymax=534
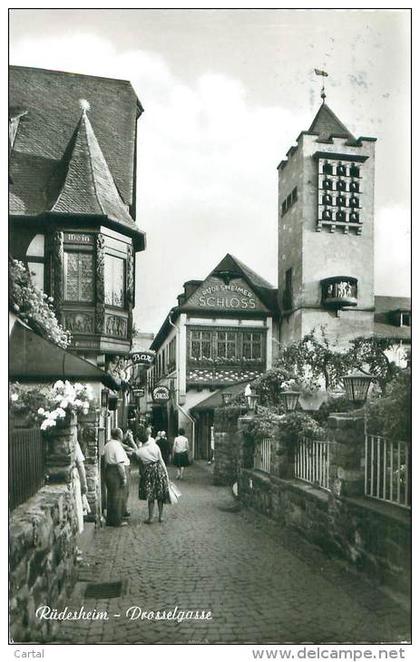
xmin=102 ymin=428 xmax=129 ymax=527
xmin=156 ymin=430 xmax=171 ymax=466
xmin=173 ymin=428 xmax=190 ymax=480
xmin=135 ymin=426 xmax=170 ymax=523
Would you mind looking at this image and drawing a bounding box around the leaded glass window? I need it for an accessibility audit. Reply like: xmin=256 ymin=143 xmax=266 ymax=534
xmin=216 ymin=331 xmax=237 ymax=359
xmin=64 ymin=251 xmax=94 ymax=302
xmin=104 ymin=254 xmax=125 ymax=308
xmin=191 ymin=330 xmax=211 ymax=360
xmin=242 ymin=332 xmax=262 ymax=360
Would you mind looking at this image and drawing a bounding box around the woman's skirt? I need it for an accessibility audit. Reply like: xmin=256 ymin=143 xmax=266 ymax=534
xmin=173 ymin=451 xmax=190 ymax=467
xmin=139 ymin=461 xmax=170 ymax=503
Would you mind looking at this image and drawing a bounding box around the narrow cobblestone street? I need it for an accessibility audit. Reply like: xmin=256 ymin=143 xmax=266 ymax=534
xmin=57 ymin=462 xmax=410 ymax=645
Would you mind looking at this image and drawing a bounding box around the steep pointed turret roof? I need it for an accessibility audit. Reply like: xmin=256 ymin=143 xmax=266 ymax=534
xmin=308 ymin=102 xmax=356 ymax=142
xmin=48 ymin=103 xmax=136 ymax=230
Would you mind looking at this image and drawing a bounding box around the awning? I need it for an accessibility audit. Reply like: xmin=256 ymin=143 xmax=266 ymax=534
xmin=9 ymin=314 xmax=120 ymax=390
xmin=190 ymin=381 xmax=249 ymax=412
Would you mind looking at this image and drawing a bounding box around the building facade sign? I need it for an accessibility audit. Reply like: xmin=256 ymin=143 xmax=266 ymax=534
xmin=184 ymin=277 xmax=266 ymax=312
xmin=64 ymin=232 xmax=95 ymax=245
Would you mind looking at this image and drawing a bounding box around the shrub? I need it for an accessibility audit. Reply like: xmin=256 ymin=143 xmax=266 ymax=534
xmin=366 ymin=371 xmax=411 ymax=443
xmin=9 ymin=258 xmax=71 ymax=348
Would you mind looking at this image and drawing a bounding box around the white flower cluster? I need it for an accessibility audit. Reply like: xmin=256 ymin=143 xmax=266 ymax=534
xmin=39 ymin=381 xmax=93 ymax=431
xmin=281 ymin=379 xmax=300 ymax=391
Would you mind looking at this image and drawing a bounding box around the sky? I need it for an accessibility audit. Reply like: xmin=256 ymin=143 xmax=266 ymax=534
xmin=9 ymin=9 xmax=411 ymax=335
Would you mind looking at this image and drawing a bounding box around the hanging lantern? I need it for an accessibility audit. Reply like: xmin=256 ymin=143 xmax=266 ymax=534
xmin=342 ymin=371 xmax=372 ymax=403
xmin=279 ymin=390 xmax=300 ymax=412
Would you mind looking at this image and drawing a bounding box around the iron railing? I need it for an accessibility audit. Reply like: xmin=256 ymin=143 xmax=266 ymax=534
xmin=365 ymin=435 xmax=411 ymax=509
xmin=295 ymin=437 xmax=331 ymax=490
xmin=9 ymin=427 xmax=46 ymax=510
xmin=254 ymin=438 xmax=271 ymax=473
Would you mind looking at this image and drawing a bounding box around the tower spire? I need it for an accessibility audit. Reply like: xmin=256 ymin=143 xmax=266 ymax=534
xmin=314 ymin=68 xmax=328 ymax=103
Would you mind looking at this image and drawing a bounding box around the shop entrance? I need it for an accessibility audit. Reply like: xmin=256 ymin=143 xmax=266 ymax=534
xmin=151 ymin=405 xmax=168 ymax=437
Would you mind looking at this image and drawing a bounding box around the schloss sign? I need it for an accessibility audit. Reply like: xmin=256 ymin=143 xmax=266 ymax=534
xmin=152 ymin=386 xmax=170 ymax=403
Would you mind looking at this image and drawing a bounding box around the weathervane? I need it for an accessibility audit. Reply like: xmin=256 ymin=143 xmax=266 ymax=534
xmin=314 ymin=69 xmax=328 ymax=102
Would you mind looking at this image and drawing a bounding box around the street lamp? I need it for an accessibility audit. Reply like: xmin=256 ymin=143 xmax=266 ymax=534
xmin=247 ymin=393 xmax=258 ymax=412
xmin=279 ymin=390 xmax=301 ymax=412
xmin=342 ymin=371 xmax=373 ymax=404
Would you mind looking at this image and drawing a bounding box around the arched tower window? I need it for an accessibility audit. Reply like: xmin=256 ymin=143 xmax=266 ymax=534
xmin=350 ymin=164 xmax=360 ymax=178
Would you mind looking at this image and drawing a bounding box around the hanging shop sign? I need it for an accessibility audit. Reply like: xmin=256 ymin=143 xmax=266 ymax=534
xmin=129 ymin=351 xmax=155 ymax=366
xmin=132 ymin=388 xmax=145 ymax=397
xmin=152 ymin=386 xmax=170 ymax=403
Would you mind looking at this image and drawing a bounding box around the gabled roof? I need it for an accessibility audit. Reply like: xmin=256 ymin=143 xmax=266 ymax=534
xmin=150 ymin=255 xmax=278 ymax=352
xmin=213 ymin=254 xmax=274 ymax=289
xmin=178 ymin=253 xmax=278 ymax=313
xmin=190 ymin=381 xmax=249 ymax=412
xmin=308 ymin=102 xmax=356 ymax=142
xmin=374 ymin=295 xmax=411 ymax=315
xmin=9 ymin=65 xmax=142 ymax=215
xmin=373 ymin=295 xmax=411 ymax=342
xmin=47 ymin=105 xmax=136 ymax=229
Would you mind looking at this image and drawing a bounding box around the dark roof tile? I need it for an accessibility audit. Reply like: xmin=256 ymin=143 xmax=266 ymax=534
xmin=9 ymin=65 xmax=141 ymax=213
xmin=48 ymin=108 xmax=136 ymax=229
xmin=308 ymin=102 xmax=355 ymax=142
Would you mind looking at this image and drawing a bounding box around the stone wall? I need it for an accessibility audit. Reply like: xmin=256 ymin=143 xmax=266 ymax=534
xmin=239 ymin=469 xmax=410 ymax=593
xmin=236 ymin=412 xmax=411 ymax=594
xmin=9 ymin=412 xmax=81 ymax=642
xmin=78 ymin=411 xmax=101 ymax=523
xmin=9 ymin=484 xmax=79 ymax=642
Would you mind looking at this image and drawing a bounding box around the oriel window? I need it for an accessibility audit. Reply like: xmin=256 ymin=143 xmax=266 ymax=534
xmin=64 ymin=251 xmax=94 ymax=302
xmin=104 ymin=254 xmax=126 ymax=308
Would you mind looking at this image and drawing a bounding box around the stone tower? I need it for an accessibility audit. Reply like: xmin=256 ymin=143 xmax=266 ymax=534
xmin=278 ymin=98 xmax=376 ymax=348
